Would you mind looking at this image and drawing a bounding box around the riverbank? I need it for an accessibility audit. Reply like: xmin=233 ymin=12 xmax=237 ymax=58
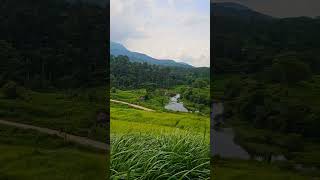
xmin=211 ymin=97 xmax=320 ymax=174
xmin=165 ymin=94 xmax=189 ymax=112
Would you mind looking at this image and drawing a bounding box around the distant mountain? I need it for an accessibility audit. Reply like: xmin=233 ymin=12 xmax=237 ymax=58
xmin=211 ymin=2 xmax=273 ymax=21
xmin=110 ymin=42 xmax=193 ymax=68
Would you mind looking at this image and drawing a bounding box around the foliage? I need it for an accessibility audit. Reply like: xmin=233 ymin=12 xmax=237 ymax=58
xmin=110 ymin=55 xmax=209 ymax=90
xmin=212 ymin=158 xmax=317 ymax=180
xmin=2 ymin=81 xmax=19 ymax=99
xmin=0 ymin=87 xmax=107 ymax=142
xmin=111 ymin=133 xmax=209 ymax=179
xmin=110 ymin=101 xmax=210 ymax=179
xmin=111 ymin=103 xmax=209 ymax=134
xmin=270 ymin=58 xmax=311 ymax=84
xmin=0 ymin=125 xmax=106 ymax=180
xmin=213 ymin=7 xmax=320 ymax=169
xmin=0 ymin=0 xmax=107 ymax=90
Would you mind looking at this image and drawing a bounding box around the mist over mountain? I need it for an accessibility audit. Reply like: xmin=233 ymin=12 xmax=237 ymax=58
xmin=110 ymin=42 xmax=193 ymax=68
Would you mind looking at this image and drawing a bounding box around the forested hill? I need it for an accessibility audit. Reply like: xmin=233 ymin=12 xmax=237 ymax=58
xmin=110 ymin=42 xmax=193 ymax=68
xmin=212 ymin=2 xmax=320 ymax=74
xmin=110 ymin=55 xmax=209 ymax=90
xmin=0 ymin=0 xmax=107 ymax=89
xmin=212 ymin=2 xmax=320 ymax=152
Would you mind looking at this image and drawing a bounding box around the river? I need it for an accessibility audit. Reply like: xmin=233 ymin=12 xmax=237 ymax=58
xmin=211 ymin=102 xmax=287 ymax=161
xmin=211 ymin=102 xmax=250 ymax=159
xmin=165 ymin=94 xmax=189 ymax=112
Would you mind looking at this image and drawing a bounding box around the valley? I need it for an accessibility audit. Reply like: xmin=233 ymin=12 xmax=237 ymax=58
xmin=110 ymin=54 xmax=211 ymax=179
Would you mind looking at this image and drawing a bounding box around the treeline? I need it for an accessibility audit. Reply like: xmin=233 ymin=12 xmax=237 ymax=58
xmin=224 ymin=77 xmax=320 ymax=138
xmin=0 ymin=0 xmax=107 ymax=90
xmin=110 ymin=55 xmax=209 ymax=90
xmin=213 ymin=13 xmax=320 ymax=75
xmin=213 ymin=8 xmax=320 ymax=141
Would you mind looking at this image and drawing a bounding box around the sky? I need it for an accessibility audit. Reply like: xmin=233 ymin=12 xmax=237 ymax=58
xmin=110 ymin=0 xmax=210 ymax=67
xmin=213 ymin=0 xmax=320 ymax=18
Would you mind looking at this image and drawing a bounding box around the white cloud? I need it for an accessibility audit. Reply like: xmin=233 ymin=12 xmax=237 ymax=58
xmin=111 ymin=0 xmax=210 ymax=67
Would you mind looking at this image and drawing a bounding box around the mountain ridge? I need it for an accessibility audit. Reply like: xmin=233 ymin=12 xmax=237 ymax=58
xmin=110 ymin=41 xmax=193 ymax=68
xmin=211 ymin=2 xmax=273 ymax=21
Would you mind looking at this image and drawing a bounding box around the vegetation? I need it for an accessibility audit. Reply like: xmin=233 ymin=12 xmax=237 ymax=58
xmin=110 ymin=47 xmax=210 ymax=179
xmin=0 ymin=0 xmax=108 ymax=179
xmin=0 ymin=87 xmax=107 ymax=142
xmin=111 ymin=55 xmax=209 ymax=90
xmin=0 ymin=0 xmax=107 ymax=90
xmin=212 ymin=158 xmax=319 ymax=180
xmin=0 ymin=124 xmax=107 ymax=180
xmin=111 ymin=133 xmax=209 ymax=179
xmin=212 ymin=2 xmax=320 ymax=176
xmin=110 ymin=57 xmax=210 ymax=114
xmin=110 ymin=102 xmax=210 ymax=179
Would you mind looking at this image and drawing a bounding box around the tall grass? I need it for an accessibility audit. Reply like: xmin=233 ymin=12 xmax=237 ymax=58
xmin=110 ymin=133 xmax=210 ymax=180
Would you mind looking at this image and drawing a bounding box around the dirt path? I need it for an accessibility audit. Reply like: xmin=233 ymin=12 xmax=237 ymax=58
xmin=0 ymin=119 xmax=109 ymax=151
xmin=111 ymin=99 xmax=155 ymax=112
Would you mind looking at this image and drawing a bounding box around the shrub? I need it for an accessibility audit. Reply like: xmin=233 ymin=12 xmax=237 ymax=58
xmin=111 ymin=87 xmax=117 ymax=93
xmin=2 ymin=81 xmax=19 ymax=99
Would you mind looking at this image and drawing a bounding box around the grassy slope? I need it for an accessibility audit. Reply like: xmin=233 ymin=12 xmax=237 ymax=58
xmin=111 ymin=89 xmax=169 ymax=111
xmin=111 ymin=102 xmax=209 ymax=135
xmin=0 ymin=87 xmax=107 ymax=142
xmin=110 ymin=103 xmax=316 ymax=179
xmin=0 ymin=124 xmax=107 ymax=180
xmin=110 ymin=99 xmax=210 ymax=179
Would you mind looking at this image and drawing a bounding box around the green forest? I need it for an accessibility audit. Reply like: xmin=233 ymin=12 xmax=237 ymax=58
xmin=0 ymin=0 xmax=108 ymax=179
xmin=110 ymin=55 xmax=210 ymax=114
xmin=0 ymin=0 xmax=107 ymax=89
xmin=212 ymin=2 xmax=320 ymax=179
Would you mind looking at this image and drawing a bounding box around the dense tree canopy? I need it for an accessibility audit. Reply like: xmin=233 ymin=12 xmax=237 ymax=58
xmin=110 ymin=55 xmax=209 ymax=90
xmin=213 ymin=6 xmax=320 ymax=143
xmin=0 ymin=0 xmax=107 ymax=89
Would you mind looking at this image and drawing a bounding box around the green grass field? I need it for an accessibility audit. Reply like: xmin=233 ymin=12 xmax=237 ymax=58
xmin=0 ymin=87 xmax=108 ymax=179
xmin=111 ymin=89 xmax=169 ymax=111
xmin=0 ymin=124 xmax=107 ymax=180
xmin=110 ymin=98 xmax=210 ymax=179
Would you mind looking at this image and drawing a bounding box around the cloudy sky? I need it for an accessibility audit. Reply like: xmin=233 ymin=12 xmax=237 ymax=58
xmin=213 ymin=0 xmax=320 ymax=18
xmin=111 ymin=0 xmax=210 ymax=67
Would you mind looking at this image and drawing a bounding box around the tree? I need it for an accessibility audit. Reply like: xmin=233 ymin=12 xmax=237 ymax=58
xmin=270 ymin=58 xmax=311 ymax=85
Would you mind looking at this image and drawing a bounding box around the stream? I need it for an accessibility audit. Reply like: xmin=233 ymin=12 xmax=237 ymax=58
xmin=211 ymin=102 xmax=250 ymax=159
xmin=165 ymin=94 xmax=189 ymax=112
xmin=211 ymin=101 xmax=287 ymax=161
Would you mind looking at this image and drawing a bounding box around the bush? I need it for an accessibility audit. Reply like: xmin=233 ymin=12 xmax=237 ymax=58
xmin=2 ymin=81 xmax=19 ymax=99
xmin=111 ymin=87 xmax=117 ymax=93
xmin=270 ymin=59 xmax=311 ymax=85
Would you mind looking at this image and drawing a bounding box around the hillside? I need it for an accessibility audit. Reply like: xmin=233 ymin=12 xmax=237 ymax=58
xmin=110 ymin=41 xmax=193 ymax=68
xmin=211 ymin=2 xmax=320 ymax=177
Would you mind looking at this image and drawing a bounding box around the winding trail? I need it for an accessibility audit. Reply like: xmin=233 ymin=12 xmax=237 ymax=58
xmin=111 ymin=99 xmax=155 ymax=112
xmin=0 ymin=119 xmax=109 ymax=151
